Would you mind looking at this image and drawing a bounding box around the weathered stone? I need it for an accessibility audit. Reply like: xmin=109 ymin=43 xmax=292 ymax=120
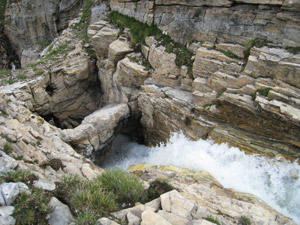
xmin=148 ymin=45 xmax=181 ymax=87
xmin=0 ymin=216 xmax=16 ymax=225
xmin=215 ymin=43 xmax=245 ymax=59
xmin=127 ymin=211 xmax=141 ymax=225
xmin=0 ymin=182 xmax=29 ymax=206
xmin=90 ymin=23 xmax=119 ymax=57
xmin=47 ymin=197 xmax=74 ymax=225
xmin=157 ymin=210 xmax=190 ymax=225
xmin=160 ymin=190 xmax=197 ymax=220
xmin=33 ymin=179 xmax=56 ymax=191
xmin=0 ymin=206 xmax=14 ymax=217
xmin=141 ymin=209 xmax=172 ymax=225
xmin=193 ymin=48 xmax=243 ymax=79
xmin=244 ymin=47 xmax=300 ymax=88
xmin=108 ymin=40 xmax=133 ymax=62
xmin=113 ymin=57 xmax=149 ymax=88
xmin=5 ymin=0 xmax=83 ymax=57
xmin=61 ymin=103 xmax=130 ymax=158
xmin=96 ymin=218 xmax=120 ymax=225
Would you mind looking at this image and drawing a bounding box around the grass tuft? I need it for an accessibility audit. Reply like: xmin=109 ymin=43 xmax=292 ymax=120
xmin=239 ymin=216 xmax=251 ymax=225
xmin=98 ymin=169 xmax=147 ymax=207
xmin=205 ymin=215 xmax=221 ymax=225
xmin=3 ymin=142 xmax=13 ymax=154
xmin=13 ymin=188 xmax=51 ymax=225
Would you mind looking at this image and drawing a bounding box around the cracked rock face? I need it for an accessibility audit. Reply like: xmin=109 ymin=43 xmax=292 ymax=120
xmin=4 ymin=0 xmax=83 ymax=60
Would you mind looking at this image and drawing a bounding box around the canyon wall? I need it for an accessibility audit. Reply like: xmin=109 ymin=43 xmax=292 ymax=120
xmin=91 ymin=0 xmax=300 ymax=159
xmin=4 ymin=0 xmax=84 ymax=64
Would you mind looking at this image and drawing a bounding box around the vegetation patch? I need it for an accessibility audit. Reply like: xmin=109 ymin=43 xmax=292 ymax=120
xmin=286 ymin=46 xmax=300 ymax=54
xmin=72 ymin=0 xmax=93 ymax=42
xmin=244 ymin=38 xmax=267 ymax=59
xmin=98 ymin=169 xmax=147 ymax=208
xmin=205 ymin=215 xmax=221 ymax=225
xmin=3 ymin=141 xmax=13 ymax=154
xmin=128 ymin=55 xmax=152 ymax=70
xmin=4 ymin=169 xmax=38 ymax=186
xmin=0 ymin=69 xmax=11 ymax=77
xmin=257 ymin=87 xmax=272 ymax=96
xmin=13 ymin=188 xmax=51 ymax=225
xmin=17 ymin=73 xmax=27 ymax=80
xmin=1 ymin=109 xmax=7 ymax=116
xmin=239 ymin=216 xmax=251 ymax=225
xmin=108 ymin=11 xmax=194 ymax=75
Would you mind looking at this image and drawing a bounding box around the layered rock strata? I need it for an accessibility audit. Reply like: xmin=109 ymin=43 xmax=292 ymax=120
xmin=4 ymin=0 xmax=84 ymax=63
xmin=110 ymin=0 xmax=300 ymax=47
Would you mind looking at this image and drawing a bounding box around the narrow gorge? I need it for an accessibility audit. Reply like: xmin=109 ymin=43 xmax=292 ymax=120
xmin=0 ymin=0 xmax=299 ymax=224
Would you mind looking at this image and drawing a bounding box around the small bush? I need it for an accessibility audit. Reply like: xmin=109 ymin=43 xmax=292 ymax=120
xmin=98 ymin=169 xmax=147 ymax=207
xmin=257 ymin=87 xmax=272 ymax=97
xmin=286 ymin=46 xmax=300 ymax=54
xmin=205 ymin=215 xmax=221 ymax=225
xmin=3 ymin=142 xmax=13 ymax=154
xmin=239 ymin=216 xmax=251 ymax=225
xmin=1 ymin=109 xmax=7 ymax=116
xmin=13 ymin=188 xmax=51 ymax=225
xmin=7 ymin=78 xmax=14 ymax=84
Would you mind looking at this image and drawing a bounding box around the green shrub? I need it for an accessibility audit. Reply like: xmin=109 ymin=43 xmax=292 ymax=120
xmin=239 ymin=216 xmax=251 ymax=225
xmin=13 ymin=188 xmax=51 ymax=225
xmin=244 ymin=38 xmax=267 ymax=59
xmin=3 ymin=141 xmax=13 ymax=154
xmin=257 ymin=87 xmax=272 ymax=96
xmin=147 ymin=178 xmax=174 ymax=200
xmin=98 ymin=169 xmax=147 ymax=207
xmin=1 ymin=109 xmax=7 ymax=116
xmin=205 ymin=215 xmax=221 ymax=225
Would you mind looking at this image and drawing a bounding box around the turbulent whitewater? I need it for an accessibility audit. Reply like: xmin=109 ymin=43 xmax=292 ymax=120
xmin=103 ymin=133 xmax=300 ymax=224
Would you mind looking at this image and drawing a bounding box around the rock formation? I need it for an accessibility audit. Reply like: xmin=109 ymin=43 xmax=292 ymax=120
xmin=0 ymin=0 xmax=300 ymax=224
xmin=4 ymin=0 xmax=84 ymax=65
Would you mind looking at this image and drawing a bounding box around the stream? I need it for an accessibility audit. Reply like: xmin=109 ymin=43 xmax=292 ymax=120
xmin=102 ymin=133 xmax=300 ymax=224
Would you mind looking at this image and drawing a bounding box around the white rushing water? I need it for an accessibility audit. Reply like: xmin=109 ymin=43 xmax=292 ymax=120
xmin=102 ymin=133 xmax=300 ymax=224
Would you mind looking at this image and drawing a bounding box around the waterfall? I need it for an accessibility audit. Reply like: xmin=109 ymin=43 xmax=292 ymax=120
xmin=103 ymin=133 xmax=300 ymax=224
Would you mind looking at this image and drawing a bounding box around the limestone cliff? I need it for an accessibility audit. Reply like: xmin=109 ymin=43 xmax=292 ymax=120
xmin=87 ymin=0 xmax=300 ymax=160
xmin=4 ymin=0 xmax=84 ymax=64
